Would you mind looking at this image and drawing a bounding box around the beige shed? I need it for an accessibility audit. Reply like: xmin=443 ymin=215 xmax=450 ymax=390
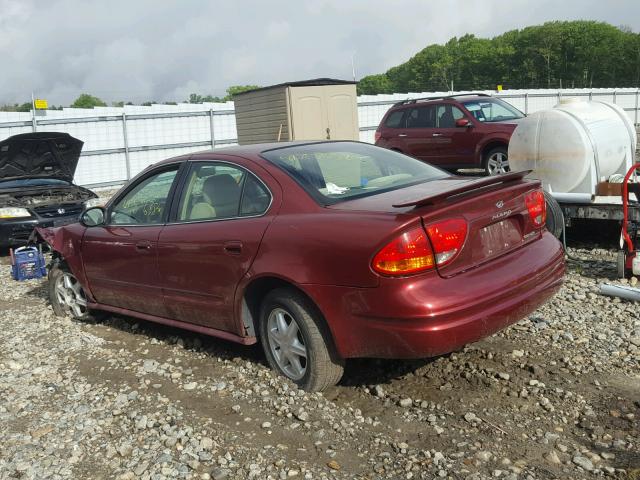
xmin=233 ymin=79 xmax=359 ymax=145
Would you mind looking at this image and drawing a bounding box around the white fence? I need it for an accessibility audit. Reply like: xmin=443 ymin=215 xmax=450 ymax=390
xmin=1 ymin=88 xmax=639 ymax=187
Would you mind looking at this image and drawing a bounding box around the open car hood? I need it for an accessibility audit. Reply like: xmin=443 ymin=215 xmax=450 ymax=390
xmin=0 ymin=132 xmax=83 ymax=181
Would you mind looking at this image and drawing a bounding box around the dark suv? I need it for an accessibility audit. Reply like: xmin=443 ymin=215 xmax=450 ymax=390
xmin=375 ymin=94 xmax=524 ymax=175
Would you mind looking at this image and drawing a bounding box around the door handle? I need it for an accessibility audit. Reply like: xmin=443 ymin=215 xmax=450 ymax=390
xmin=224 ymin=241 xmax=243 ymax=255
xmin=135 ymin=240 xmax=152 ymax=251
xmin=398 ymin=133 xmax=408 ymax=137
xmin=432 ymin=133 xmax=443 ymax=137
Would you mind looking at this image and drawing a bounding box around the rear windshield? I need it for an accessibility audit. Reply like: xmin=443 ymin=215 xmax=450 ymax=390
xmin=0 ymin=178 xmax=71 ymax=189
xmin=261 ymin=142 xmax=447 ymax=205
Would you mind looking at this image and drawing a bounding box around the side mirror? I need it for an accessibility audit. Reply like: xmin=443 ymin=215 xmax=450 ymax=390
xmin=456 ymin=118 xmax=472 ymax=128
xmin=80 ymin=207 xmax=106 ymax=227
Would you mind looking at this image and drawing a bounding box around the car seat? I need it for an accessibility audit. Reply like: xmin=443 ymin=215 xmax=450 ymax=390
xmin=190 ymin=174 xmax=241 ymax=220
xmin=439 ymin=109 xmax=455 ymax=128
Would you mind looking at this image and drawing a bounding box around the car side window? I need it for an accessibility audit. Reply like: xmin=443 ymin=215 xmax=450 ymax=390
xmin=436 ymin=105 xmax=465 ymax=128
xmin=177 ymin=162 xmax=271 ymax=221
xmin=385 ymin=110 xmax=405 ymax=128
xmin=406 ymin=106 xmax=435 ymax=128
xmin=110 ymin=167 xmax=179 ymax=225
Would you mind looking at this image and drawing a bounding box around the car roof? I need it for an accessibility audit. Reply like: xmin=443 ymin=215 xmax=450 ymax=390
xmin=391 ymin=93 xmax=493 ymax=109
xmin=151 ymin=141 xmax=361 ymax=166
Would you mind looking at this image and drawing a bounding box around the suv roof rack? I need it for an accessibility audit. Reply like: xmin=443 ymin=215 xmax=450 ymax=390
xmin=392 ymin=92 xmax=492 ymax=107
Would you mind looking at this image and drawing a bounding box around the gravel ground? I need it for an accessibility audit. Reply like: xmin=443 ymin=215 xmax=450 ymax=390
xmin=0 ymin=222 xmax=639 ymax=480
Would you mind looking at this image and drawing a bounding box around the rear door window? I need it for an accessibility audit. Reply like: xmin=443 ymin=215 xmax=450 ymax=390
xmin=406 ymin=106 xmax=436 ymax=128
xmin=176 ymin=162 xmax=271 ymax=221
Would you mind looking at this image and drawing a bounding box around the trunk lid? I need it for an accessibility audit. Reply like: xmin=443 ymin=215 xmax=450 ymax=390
xmin=418 ymin=176 xmax=542 ymax=278
xmin=0 ymin=132 xmax=83 ymax=182
xmin=331 ymin=172 xmax=543 ymax=277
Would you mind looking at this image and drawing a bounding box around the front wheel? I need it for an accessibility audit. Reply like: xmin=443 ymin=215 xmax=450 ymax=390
xmin=49 ymin=264 xmax=93 ymax=320
xmin=483 ymin=146 xmax=509 ymax=176
xmin=259 ymin=288 xmax=344 ymax=392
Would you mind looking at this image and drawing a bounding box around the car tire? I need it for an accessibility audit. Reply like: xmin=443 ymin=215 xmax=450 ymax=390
xmin=259 ymin=288 xmax=344 ymax=392
xmin=483 ymin=146 xmax=509 ymax=176
xmin=543 ymin=191 xmax=564 ymax=239
xmin=49 ymin=263 xmax=95 ymax=320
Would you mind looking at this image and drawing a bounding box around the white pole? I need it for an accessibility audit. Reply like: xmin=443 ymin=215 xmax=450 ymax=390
xmin=31 ymin=92 xmax=37 ymax=132
xmin=351 ymin=52 xmax=356 ymax=82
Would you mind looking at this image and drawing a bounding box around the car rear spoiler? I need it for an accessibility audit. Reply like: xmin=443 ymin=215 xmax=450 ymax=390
xmin=393 ymin=170 xmax=532 ymax=208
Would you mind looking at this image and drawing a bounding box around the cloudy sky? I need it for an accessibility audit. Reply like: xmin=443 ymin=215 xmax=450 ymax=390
xmin=1 ymin=0 xmax=639 ymax=105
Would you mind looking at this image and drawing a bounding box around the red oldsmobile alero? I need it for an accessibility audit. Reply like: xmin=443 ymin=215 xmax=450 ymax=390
xmin=39 ymin=141 xmax=565 ymax=391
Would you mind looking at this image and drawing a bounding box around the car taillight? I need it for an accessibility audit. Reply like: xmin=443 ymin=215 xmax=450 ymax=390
xmin=372 ymin=219 xmax=468 ymax=276
xmin=374 ymin=129 xmax=382 ymax=143
xmin=525 ymin=190 xmax=546 ymax=227
xmin=372 ymin=226 xmax=435 ymax=275
xmin=425 ymin=218 xmax=468 ymax=266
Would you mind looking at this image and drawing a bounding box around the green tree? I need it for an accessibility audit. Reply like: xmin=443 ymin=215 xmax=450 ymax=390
xmin=71 ymin=94 xmax=107 ymax=108
xmin=187 ymin=86 xmax=260 ymax=104
xmin=224 ymin=85 xmax=260 ymax=100
xmin=357 ymin=74 xmax=392 ymax=95
xmin=357 ymin=21 xmax=640 ymax=95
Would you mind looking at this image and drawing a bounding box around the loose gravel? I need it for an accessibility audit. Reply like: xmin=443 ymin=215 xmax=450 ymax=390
xmin=0 ymin=224 xmax=638 ymax=480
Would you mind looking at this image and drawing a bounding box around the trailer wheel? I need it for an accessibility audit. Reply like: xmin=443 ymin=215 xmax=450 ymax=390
xmin=617 ymin=250 xmax=626 ymax=279
xmin=544 ymin=191 xmax=564 ymax=239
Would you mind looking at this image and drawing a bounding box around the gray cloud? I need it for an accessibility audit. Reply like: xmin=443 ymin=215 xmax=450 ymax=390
xmin=1 ymin=0 xmax=638 ymax=105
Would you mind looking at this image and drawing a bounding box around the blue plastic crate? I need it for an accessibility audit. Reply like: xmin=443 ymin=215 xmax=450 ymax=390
xmin=10 ymin=246 xmax=47 ymax=281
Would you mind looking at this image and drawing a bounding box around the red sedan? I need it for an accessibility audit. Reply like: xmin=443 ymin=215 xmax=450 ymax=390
xmin=40 ymin=141 xmax=564 ymax=391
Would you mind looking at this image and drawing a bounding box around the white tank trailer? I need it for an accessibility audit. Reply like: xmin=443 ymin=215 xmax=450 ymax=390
xmin=508 ymin=97 xmax=638 ymax=235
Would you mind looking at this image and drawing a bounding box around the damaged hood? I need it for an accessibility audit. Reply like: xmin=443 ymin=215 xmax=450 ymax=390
xmin=0 ymin=132 xmax=83 ymax=182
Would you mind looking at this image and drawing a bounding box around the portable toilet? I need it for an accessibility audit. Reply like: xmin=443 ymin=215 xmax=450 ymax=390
xmin=233 ymin=78 xmax=359 ymax=145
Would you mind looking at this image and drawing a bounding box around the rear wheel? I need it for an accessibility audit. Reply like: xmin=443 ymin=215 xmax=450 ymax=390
xmin=544 ymin=191 xmax=564 ymax=239
xmin=259 ymin=288 xmax=344 ymax=392
xmin=483 ymin=146 xmax=509 ymax=176
xmin=49 ymin=264 xmax=93 ymax=320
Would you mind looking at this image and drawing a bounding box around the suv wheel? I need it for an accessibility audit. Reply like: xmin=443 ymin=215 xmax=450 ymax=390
xmin=484 ymin=146 xmax=509 ymax=176
xmin=259 ymin=288 xmax=344 ymax=392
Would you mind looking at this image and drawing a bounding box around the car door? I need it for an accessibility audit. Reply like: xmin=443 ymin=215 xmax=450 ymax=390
xmin=398 ymin=106 xmax=439 ymax=163
xmin=432 ymin=104 xmax=477 ymax=167
xmin=157 ymin=160 xmax=275 ymax=334
xmin=81 ymin=164 xmax=182 ymax=317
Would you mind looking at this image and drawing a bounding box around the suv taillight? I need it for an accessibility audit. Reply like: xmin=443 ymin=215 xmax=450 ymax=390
xmin=372 ymin=219 xmax=467 ymax=276
xmin=374 ymin=129 xmax=382 ymax=143
xmin=525 ymin=190 xmax=546 ymax=227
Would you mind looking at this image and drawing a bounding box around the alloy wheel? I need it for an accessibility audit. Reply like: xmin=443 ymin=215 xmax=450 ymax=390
xmin=487 ymin=151 xmax=509 ymax=175
xmin=55 ymin=271 xmax=88 ymax=318
xmin=266 ymin=307 xmax=308 ymax=380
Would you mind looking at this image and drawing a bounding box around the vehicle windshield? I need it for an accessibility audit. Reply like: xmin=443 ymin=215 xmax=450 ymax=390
xmin=461 ymin=98 xmax=524 ymax=122
xmin=0 ymin=178 xmax=71 ymax=189
xmin=261 ymin=142 xmax=448 ymax=205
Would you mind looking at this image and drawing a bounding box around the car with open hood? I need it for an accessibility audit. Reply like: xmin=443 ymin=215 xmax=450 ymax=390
xmin=0 ymin=132 xmax=98 ymax=247
xmin=38 ymin=141 xmax=564 ymax=391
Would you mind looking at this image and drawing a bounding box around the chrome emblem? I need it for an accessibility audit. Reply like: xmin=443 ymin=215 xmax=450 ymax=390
xmin=495 ymin=200 xmax=504 ymax=209
xmin=57 ymin=208 xmax=66 ymax=215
